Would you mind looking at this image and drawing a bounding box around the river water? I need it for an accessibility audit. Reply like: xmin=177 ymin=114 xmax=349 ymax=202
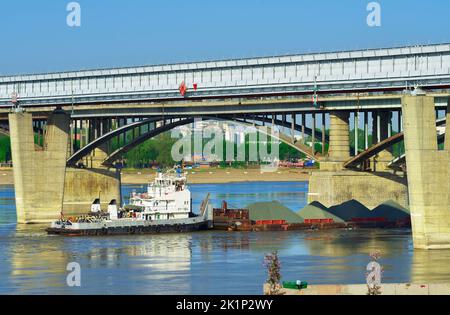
xmin=1 ymin=182 xmax=450 ymax=295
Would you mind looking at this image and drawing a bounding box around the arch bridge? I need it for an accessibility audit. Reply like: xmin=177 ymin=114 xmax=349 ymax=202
xmin=3 ymin=43 xmax=450 ymax=250
xmin=65 ymin=113 xmax=323 ymax=168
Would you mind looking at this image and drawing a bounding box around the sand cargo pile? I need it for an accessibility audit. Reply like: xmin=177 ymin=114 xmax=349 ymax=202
xmin=213 ymin=199 xmax=411 ymax=231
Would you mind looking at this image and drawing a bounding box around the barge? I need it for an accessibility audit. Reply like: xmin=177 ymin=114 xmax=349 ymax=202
xmin=212 ymin=200 xmax=411 ymax=232
xmin=47 ymin=169 xmax=213 ymax=236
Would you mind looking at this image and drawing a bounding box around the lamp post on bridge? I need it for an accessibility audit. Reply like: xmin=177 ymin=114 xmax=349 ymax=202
xmin=312 ymin=76 xmax=319 ymax=109
xmin=11 ymin=91 xmax=22 ymax=113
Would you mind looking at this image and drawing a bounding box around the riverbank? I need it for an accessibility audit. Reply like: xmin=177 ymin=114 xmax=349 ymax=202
xmin=121 ymin=167 xmax=312 ymax=184
xmin=0 ymin=168 xmax=13 ymax=185
xmin=264 ymin=283 xmax=450 ymax=295
xmin=0 ymin=167 xmax=312 ymax=186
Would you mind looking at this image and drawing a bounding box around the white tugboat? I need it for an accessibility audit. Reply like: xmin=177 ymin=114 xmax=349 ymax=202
xmin=47 ymin=168 xmax=213 ymax=236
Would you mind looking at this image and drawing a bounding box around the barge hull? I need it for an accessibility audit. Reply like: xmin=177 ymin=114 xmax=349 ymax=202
xmin=46 ymin=220 xmax=212 ymax=236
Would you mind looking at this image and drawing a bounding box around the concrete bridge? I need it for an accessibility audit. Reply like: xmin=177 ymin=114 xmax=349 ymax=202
xmin=1 ymin=43 xmax=450 ymax=249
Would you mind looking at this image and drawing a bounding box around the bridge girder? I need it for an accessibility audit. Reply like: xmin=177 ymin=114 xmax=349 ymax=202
xmin=1 ymin=93 xmax=450 ymax=121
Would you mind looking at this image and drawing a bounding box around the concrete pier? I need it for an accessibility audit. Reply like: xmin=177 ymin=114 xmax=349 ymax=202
xmin=321 ymin=111 xmax=350 ymax=172
xmin=63 ymin=167 xmax=121 ymax=216
xmin=9 ymin=111 xmax=121 ymax=223
xmin=402 ymin=95 xmax=450 ymax=249
xmin=309 ymin=110 xmax=407 ymax=209
xmin=308 ymin=171 xmax=408 ymax=209
xmin=9 ymin=111 xmax=70 ymax=223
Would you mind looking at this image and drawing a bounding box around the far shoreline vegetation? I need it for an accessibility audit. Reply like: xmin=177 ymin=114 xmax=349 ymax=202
xmin=0 ymin=135 xmax=11 ymax=163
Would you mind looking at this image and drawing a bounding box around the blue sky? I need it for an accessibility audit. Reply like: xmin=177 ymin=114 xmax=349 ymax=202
xmin=1 ymin=0 xmax=449 ymax=75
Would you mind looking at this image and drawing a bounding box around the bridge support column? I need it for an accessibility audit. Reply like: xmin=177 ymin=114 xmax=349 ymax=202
xmin=9 ymin=110 xmax=70 ymax=223
xmin=82 ymin=119 xmax=110 ymax=168
xmin=308 ymin=110 xmax=408 ymax=213
xmin=320 ymin=111 xmax=350 ymax=171
xmin=402 ymin=94 xmax=450 ymax=249
xmin=9 ymin=112 xmax=121 ymax=223
xmin=311 ymin=114 xmax=316 ymax=156
xmin=372 ymin=111 xmax=394 ymax=171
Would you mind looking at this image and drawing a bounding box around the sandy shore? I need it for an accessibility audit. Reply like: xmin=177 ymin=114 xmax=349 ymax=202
xmin=121 ymin=168 xmax=312 ymax=184
xmin=0 ymin=168 xmax=13 ymax=185
xmin=0 ymin=167 xmax=311 ymax=186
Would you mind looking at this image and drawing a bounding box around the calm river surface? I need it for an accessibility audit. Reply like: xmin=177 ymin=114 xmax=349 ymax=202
xmin=1 ymin=181 xmax=450 ymax=295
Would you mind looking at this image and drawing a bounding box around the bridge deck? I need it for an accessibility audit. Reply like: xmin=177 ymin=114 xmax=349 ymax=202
xmin=2 ymin=43 xmax=450 ymax=108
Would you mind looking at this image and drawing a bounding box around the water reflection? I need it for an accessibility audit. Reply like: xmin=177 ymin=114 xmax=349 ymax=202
xmin=303 ymin=229 xmax=411 ymax=257
xmin=8 ymin=224 xmax=70 ymax=294
xmin=1 ymin=183 xmax=450 ymax=294
xmin=411 ymin=249 xmax=450 ymax=283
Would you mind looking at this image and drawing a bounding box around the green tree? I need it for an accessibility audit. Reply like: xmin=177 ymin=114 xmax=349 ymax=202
xmin=0 ymin=136 xmax=11 ymax=162
xmin=124 ymin=132 xmax=176 ymax=168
